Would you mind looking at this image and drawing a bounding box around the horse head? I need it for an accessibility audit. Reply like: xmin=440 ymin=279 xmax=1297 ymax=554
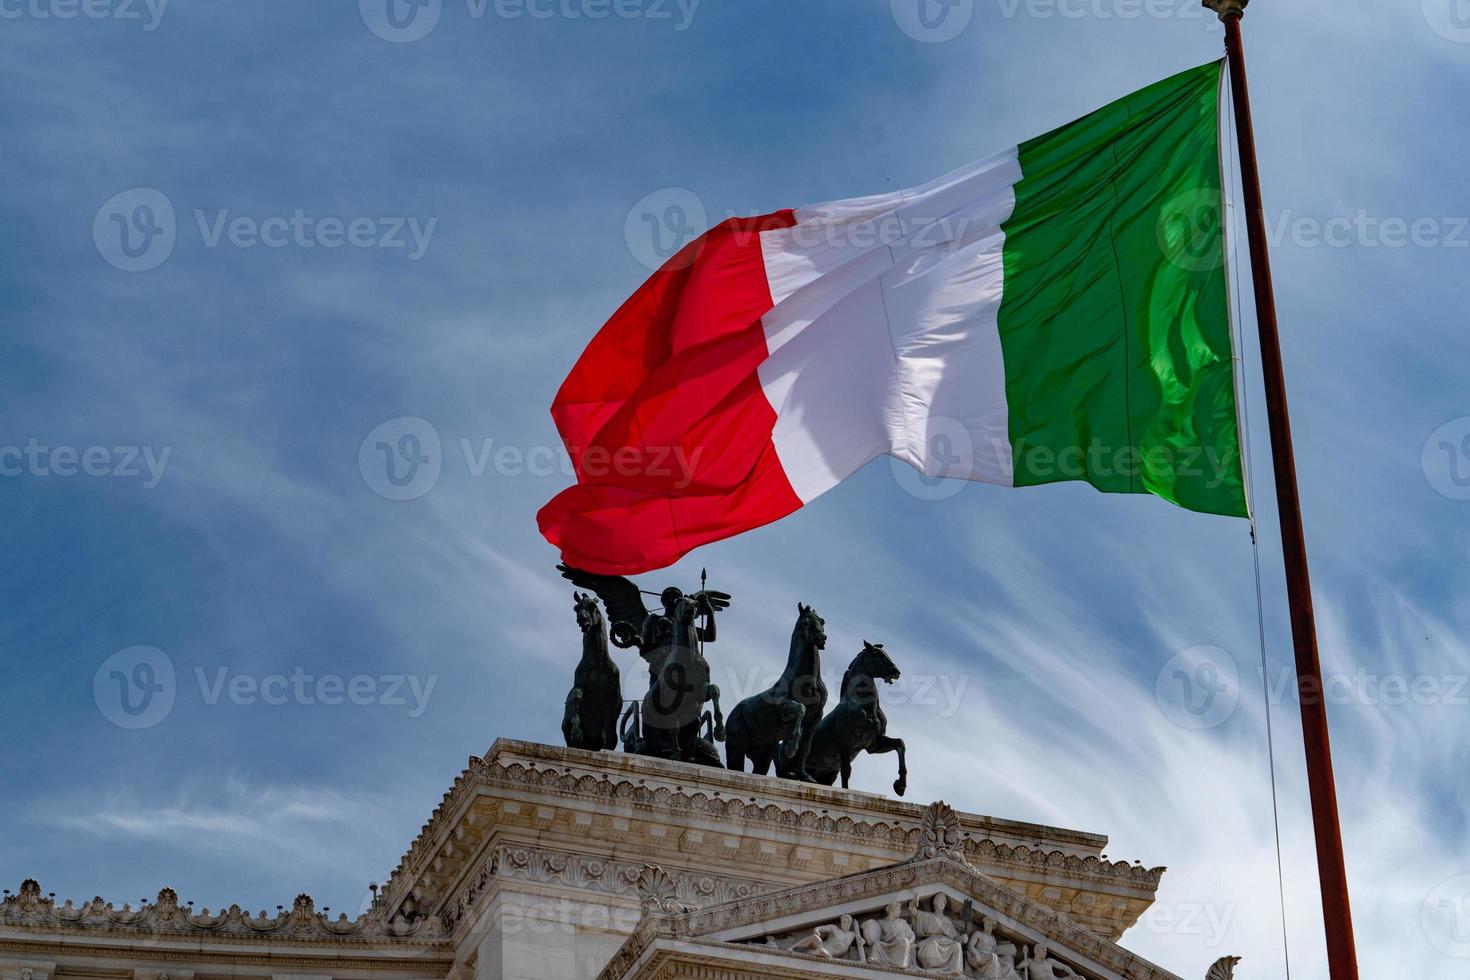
xmin=795 ymin=602 xmax=827 ymax=650
xmin=573 ymin=591 xmax=604 ymax=635
xmin=851 ymin=641 xmax=901 ymax=686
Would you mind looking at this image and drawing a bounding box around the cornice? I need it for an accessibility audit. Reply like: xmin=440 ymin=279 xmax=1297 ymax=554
xmin=382 ymin=742 xmax=1163 ymax=928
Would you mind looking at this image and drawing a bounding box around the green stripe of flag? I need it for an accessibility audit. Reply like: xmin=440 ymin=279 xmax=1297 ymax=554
xmin=998 ymin=60 xmax=1247 ymax=518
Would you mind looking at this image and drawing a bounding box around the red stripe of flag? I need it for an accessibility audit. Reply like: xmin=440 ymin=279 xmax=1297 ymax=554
xmin=538 ymin=210 xmax=802 ymax=574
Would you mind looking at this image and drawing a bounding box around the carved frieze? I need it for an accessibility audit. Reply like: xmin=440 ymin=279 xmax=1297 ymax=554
xmin=439 ymin=843 xmax=768 ymax=933
xmin=748 ymin=892 xmax=1078 ymax=979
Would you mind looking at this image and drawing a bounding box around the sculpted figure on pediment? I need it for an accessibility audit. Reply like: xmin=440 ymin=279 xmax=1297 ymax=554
xmin=1019 ymin=941 xmax=1083 ymax=980
xmin=910 ymin=893 xmax=966 ymax=975
xmin=860 ymin=901 xmax=916 ymax=968
xmin=789 ymin=913 xmax=865 ymax=960
xmin=965 ymin=916 xmax=1021 ymax=979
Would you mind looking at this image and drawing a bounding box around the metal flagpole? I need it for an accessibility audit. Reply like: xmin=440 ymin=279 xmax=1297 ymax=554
xmin=1204 ymin=1 xmax=1360 ymax=976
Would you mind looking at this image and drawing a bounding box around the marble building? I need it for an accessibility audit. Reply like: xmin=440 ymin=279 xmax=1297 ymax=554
xmin=1 ymin=739 xmax=1236 ymax=980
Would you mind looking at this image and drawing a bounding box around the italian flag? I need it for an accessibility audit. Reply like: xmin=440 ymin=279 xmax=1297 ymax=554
xmin=540 ymin=61 xmax=1247 ymax=575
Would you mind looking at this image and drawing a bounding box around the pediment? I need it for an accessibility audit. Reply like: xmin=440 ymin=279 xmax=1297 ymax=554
xmin=614 ymin=858 xmax=1179 ymax=980
xmin=602 ymin=805 xmax=1195 ymax=980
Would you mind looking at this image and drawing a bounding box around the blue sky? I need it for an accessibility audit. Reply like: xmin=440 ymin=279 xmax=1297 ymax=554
xmin=3 ymin=1 xmax=1469 ymax=976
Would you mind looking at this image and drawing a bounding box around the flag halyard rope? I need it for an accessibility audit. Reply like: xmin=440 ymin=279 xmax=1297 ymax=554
xmin=1224 ymin=69 xmax=1294 ymax=980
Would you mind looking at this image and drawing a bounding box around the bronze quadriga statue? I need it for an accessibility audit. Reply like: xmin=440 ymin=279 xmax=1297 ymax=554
xmin=556 ymin=565 xmax=908 ymax=795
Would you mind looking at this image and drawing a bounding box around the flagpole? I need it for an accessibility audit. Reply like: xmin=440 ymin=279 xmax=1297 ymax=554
xmin=1205 ymin=1 xmax=1360 ymax=976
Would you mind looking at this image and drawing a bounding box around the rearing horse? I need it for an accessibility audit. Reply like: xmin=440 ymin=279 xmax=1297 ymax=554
xmin=806 ymin=641 xmax=908 ymax=796
xmin=724 ymin=603 xmax=827 ymax=780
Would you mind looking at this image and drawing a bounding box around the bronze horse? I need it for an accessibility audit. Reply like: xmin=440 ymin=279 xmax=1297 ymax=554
xmin=806 ymin=642 xmax=907 ymax=796
xmin=561 ymin=592 xmax=621 ymax=751
xmin=724 ymin=603 xmax=827 ymax=780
